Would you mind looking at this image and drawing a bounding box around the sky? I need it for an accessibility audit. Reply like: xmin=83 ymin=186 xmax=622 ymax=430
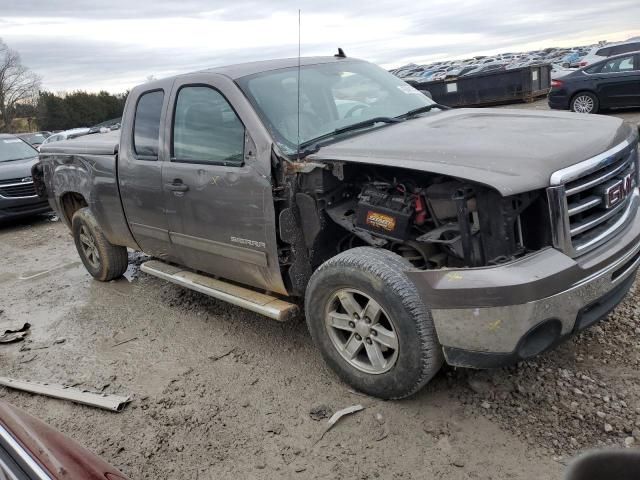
xmin=1 ymin=0 xmax=639 ymax=93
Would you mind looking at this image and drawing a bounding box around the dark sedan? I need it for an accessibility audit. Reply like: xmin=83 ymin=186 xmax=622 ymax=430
xmin=0 ymin=134 xmax=50 ymax=221
xmin=548 ymin=51 xmax=640 ymax=113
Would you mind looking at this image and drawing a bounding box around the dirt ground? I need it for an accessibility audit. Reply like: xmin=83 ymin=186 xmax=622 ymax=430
xmin=0 ymin=103 xmax=639 ymax=480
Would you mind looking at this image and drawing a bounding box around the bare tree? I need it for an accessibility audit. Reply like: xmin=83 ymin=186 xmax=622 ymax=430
xmin=0 ymin=39 xmax=41 ymax=132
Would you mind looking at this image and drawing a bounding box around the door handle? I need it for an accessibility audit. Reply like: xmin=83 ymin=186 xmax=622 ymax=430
xmin=165 ymin=180 xmax=189 ymax=192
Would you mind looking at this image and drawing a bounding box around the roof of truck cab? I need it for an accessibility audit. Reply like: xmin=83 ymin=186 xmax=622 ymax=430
xmin=195 ymin=56 xmax=362 ymax=79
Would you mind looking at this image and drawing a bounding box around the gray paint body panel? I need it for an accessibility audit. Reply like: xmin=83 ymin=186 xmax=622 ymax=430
xmin=159 ymin=72 xmax=286 ymax=294
xmin=117 ymin=77 xmax=175 ymax=260
xmin=309 ymin=108 xmax=632 ymax=195
xmin=40 ymin=130 xmax=120 ymax=155
xmin=40 ymin=70 xmax=287 ymax=295
xmin=39 ymin=151 xmax=139 ymax=249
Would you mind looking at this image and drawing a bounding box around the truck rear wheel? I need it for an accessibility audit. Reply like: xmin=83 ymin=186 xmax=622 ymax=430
xmin=72 ymin=207 xmax=128 ymax=281
xmin=305 ymin=247 xmax=443 ymax=399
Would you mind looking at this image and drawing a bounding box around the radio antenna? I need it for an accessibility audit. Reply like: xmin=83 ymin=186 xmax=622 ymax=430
xmin=296 ymin=9 xmax=301 ymax=161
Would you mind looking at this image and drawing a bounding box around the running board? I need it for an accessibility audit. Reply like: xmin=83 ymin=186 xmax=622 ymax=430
xmin=140 ymin=260 xmax=298 ymax=322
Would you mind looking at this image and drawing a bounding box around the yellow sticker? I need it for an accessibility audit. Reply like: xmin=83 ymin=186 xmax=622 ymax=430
xmin=366 ymin=211 xmax=396 ymax=232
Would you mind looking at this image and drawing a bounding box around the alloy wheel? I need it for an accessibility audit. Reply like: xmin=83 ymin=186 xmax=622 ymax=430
xmin=573 ymin=95 xmax=595 ymax=113
xmin=324 ymin=288 xmax=399 ymax=374
xmin=79 ymin=225 xmax=100 ymax=269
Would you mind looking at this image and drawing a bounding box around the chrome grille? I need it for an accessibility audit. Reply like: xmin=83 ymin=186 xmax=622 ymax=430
xmin=0 ymin=177 xmax=37 ymax=198
xmin=548 ymin=136 xmax=640 ymax=257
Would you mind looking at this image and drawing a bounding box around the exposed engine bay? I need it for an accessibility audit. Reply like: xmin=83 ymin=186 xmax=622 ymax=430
xmin=278 ymin=161 xmax=551 ymax=288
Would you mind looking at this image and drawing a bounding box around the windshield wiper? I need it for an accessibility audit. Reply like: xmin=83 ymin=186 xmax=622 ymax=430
xmin=298 ymin=117 xmax=401 ymax=157
xmin=399 ymin=103 xmax=451 ymax=118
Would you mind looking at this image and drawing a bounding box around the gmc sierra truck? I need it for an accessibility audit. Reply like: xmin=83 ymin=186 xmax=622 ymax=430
xmin=36 ymin=56 xmax=640 ymax=399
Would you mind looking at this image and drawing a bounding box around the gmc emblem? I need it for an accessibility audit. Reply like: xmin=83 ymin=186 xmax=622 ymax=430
xmin=603 ymin=173 xmax=634 ymax=209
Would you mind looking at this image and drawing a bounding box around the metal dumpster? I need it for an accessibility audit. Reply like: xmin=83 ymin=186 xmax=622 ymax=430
xmin=407 ymin=65 xmax=551 ymax=107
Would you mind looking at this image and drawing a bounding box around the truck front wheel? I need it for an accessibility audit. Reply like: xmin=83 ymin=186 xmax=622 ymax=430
xmin=72 ymin=207 xmax=128 ymax=281
xmin=305 ymin=247 xmax=443 ymax=399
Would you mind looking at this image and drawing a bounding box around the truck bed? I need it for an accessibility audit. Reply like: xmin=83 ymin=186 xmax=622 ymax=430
xmin=38 ymin=129 xmax=138 ymax=250
xmin=39 ymin=130 xmax=120 ymax=156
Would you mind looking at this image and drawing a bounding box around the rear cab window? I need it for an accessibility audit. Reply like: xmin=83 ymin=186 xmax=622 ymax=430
xmin=133 ymin=90 xmax=164 ymax=160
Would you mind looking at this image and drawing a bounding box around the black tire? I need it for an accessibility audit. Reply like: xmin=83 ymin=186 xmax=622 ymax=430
xmin=305 ymin=247 xmax=443 ymax=399
xmin=72 ymin=207 xmax=128 ymax=281
xmin=570 ymin=91 xmax=599 ymax=114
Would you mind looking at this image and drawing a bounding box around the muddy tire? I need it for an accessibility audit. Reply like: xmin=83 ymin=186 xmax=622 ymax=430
xmin=305 ymin=247 xmax=443 ymax=399
xmin=72 ymin=207 xmax=128 ymax=281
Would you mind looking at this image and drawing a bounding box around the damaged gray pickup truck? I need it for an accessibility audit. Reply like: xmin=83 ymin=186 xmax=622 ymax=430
xmin=36 ymin=56 xmax=640 ymax=399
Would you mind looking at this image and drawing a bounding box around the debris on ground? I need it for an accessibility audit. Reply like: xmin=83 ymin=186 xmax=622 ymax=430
xmin=0 ymin=323 xmax=30 ymax=344
xmin=208 ymin=347 xmax=236 ymax=361
xmin=0 ymin=377 xmax=131 ymax=412
xmin=18 ymin=353 xmax=37 ymax=364
xmin=309 ymin=404 xmax=332 ymax=421
xmin=314 ymin=404 xmax=365 ymax=445
xmin=374 ymin=412 xmax=389 ymax=441
xmin=122 ymin=252 xmax=149 ymax=282
xmin=112 ymin=337 xmax=137 ymax=347
xmin=327 ymin=404 xmax=365 ymax=429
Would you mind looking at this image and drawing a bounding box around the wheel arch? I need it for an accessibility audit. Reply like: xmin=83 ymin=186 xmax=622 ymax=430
xmin=59 ymin=191 xmax=88 ymax=227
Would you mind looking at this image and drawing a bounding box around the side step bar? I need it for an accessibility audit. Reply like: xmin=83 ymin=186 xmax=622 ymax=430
xmin=140 ymin=260 xmax=298 ymax=322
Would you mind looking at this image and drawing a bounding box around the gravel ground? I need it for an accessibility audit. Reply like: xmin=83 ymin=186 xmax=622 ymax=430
xmin=0 ymin=104 xmax=639 ymax=479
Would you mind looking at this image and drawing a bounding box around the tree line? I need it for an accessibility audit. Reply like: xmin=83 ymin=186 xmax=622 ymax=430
xmin=0 ymin=38 xmax=128 ymax=133
xmin=35 ymin=90 xmax=128 ymax=131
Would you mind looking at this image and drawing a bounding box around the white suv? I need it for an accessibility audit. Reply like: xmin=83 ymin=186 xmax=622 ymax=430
xmin=580 ymin=39 xmax=640 ymax=66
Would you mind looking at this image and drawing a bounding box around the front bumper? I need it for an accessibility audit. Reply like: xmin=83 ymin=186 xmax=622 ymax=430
xmin=407 ymin=203 xmax=640 ymax=368
xmin=0 ymin=195 xmax=50 ymax=220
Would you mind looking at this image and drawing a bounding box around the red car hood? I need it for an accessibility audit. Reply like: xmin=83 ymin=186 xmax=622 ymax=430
xmin=0 ymin=400 xmax=128 ymax=479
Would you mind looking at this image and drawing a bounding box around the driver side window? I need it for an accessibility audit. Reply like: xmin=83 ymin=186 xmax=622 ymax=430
xmin=172 ymin=86 xmax=245 ymax=166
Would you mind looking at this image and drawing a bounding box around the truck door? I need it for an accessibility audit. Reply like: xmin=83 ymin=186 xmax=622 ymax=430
xmin=161 ymin=73 xmax=287 ymax=294
xmin=118 ymin=80 xmax=178 ymax=261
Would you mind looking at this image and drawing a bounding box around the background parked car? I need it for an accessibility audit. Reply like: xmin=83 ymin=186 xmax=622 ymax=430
xmin=16 ymin=131 xmax=50 ymax=148
xmin=39 ymin=127 xmax=91 ymax=147
xmin=389 ymin=40 xmax=634 ymax=82
xmin=0 ymin=134 xmax=50 ymax=221
xmin=548 ymin=51 xmax=640 ymax=113
xmin=580 ymin=39 xmax=640 ymax=66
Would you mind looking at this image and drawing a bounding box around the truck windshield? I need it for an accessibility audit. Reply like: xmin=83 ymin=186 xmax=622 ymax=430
xmin=0 ymin=137 xmax=38 ymax=162
xmin=236 ymin=61 xmax=435 ymax=156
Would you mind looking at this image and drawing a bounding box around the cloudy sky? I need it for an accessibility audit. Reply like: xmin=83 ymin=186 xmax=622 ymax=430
xmin=1 ymin=0 xmax=639 ymax=93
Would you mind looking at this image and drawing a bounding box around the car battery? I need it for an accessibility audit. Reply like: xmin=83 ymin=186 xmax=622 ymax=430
xmin=355 ymin=186 xmax=413 ymax=241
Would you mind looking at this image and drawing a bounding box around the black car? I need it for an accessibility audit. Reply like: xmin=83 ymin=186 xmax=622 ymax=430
xmin=0 ymin=134 xmax=50 ymax=221
xmin=548 ymin=51 xmax=640 ymax=113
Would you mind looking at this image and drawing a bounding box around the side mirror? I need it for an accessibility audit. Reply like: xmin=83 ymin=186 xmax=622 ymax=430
xmin=423 ymin=90 xmax=433 ymax=99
